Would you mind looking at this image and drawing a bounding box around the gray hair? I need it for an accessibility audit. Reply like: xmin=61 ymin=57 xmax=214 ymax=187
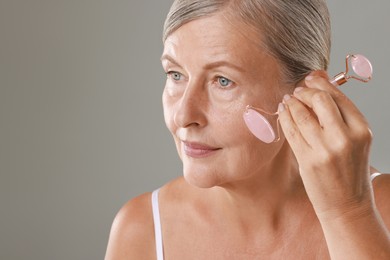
xmin=163 ymin=0 xmax=331 ymax=85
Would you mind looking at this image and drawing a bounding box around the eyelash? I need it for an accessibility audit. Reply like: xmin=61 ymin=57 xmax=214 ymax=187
xmin=166 ymin=71 xmax=235 ymax=89
xmin=215 ymin=76 xmax=234 ymax=89
xmin=166 ymin=71 xmax=183 ymax=81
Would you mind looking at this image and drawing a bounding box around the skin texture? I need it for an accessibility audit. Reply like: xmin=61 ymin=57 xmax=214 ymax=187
xmin=105 ymin=13 xmax=390 ymax=259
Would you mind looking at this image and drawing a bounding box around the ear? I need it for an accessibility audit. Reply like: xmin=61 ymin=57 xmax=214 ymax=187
xmin=307 ymin=70 xmax=330 ymax=80
xmin=294 ymin=70 xmax=330 ymax=88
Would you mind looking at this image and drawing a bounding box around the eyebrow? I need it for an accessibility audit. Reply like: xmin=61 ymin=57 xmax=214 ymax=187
xmin=161 ymin=54 xmax=181 ymax=67
xmin=160 ymin=54 xmax=245 ymax=73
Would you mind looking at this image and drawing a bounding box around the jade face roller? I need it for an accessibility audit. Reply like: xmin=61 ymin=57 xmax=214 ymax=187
xmin=243 ymin=54 xmax=373 ymax=143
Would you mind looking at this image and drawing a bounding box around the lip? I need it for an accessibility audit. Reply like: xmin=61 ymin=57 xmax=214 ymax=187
xmin=182 ymin=141 xmax=221 ymax=158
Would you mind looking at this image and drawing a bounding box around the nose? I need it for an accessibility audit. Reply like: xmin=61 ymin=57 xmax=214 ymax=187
xmin=173 ymin=80 xmax=208 ymax=128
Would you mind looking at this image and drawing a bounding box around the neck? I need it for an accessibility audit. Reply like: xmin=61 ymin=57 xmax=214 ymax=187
xmin=213 ymin=142 xmax=310 ymax=234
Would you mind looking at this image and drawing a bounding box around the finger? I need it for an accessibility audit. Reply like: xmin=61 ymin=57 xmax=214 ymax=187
xmin=278 ymin=99 xmax=311 ymax=156
xmin=304 ymin=75 xmax=368 ymax=128
xmin=292 ymin=87 xmax=346 ymax=134
xmin=282 ymin=94 xmax=323 ymax=146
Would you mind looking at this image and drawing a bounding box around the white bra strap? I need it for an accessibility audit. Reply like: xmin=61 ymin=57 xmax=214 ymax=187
xmin=152 ymin=189 xmax=164 ymax=260
xmin=370 ymin=172 xmax=382 ymax=182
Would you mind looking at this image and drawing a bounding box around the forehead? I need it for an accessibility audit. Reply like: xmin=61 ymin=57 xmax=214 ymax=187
xmin=162 ymin=13 xmax=276 ymax=70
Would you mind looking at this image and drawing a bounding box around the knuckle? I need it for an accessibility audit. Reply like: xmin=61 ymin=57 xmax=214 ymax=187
xmin=312 ymin=91 xmax=331 ymax=105
xmin=319 ymin=148 xmax=346 ymax=165
xmin=283 ymin=124 xmax=299 ymax=140
xmin=286 ymin=127 xmax=297 ymax=139
xmin=318 ymin=137 xmax=352 ymax=163
xmin=354 ymin=125 xmax=373 ymax=143
xmin=296 ymin=111 xmax=313 ymax=126
xmin=333 ymin=137 xmax=353 ymax=153
xmin=336 ymin=92 xmax=348 ymax=102
xmin=317 ymin=148 xmax=335 ymax=165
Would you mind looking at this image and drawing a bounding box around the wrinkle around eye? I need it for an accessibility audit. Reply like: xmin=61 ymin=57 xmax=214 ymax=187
xmin=166 ymin=71 xmax=183 ymax=81
xmin=209 ymin=75 xmax=236 ymax=90
xmin=217 ymin=76 xmax=234 ymax=88
xmin=164 ymin=71 xmax=187 ymax=97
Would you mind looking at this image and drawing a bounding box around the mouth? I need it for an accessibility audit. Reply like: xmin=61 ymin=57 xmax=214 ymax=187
xmin=182 ymin=141 xmax=222 ymax=158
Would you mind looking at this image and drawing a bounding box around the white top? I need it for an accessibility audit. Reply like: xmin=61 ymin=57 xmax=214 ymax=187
xmin=152 ymin=189 xmax=164 ymax=260
xmin=151 ymin=173 xmax=383 ymax=260
xmin=370 ymin=172 xmax=382 ymax=182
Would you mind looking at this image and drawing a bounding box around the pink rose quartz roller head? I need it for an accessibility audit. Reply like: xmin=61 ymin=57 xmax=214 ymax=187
xmin=243 ymin=106 xmax=280 ymax=144
xmin=330 ymin=54 xmax=373 ymax=86
xmin=243 ymin=54 xmax=373 ymax=143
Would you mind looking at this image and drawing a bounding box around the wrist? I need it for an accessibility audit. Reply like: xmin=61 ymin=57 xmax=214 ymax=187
xmin=316 ymin=195 xmax=375 ymax=225
xmin=317 ymin=199 xmax=390 ymax=260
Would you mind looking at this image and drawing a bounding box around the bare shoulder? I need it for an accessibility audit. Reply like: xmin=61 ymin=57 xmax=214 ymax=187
xmin=105 ymin=192 xmax=155 ymax=260
xmin=372 ymin=173 xmax=390 ymax=228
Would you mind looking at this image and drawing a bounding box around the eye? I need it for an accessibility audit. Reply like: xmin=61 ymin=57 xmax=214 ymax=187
xmin=166 ymin=71 xmax=182 ymax=81
xmin=217 ymin=76 xmax=233 ymax=88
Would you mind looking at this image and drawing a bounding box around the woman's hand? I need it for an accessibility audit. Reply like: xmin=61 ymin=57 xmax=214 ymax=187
xmin=278 ymin=72 xmax=374 ymax=221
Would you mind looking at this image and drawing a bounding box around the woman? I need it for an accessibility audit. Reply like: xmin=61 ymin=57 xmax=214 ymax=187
xmin=106 ymin=0 xmax=390 ymax=259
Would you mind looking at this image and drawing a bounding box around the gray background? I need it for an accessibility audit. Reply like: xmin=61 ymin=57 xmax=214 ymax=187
xmin=0 ymin=1 xmax=389 ymax=259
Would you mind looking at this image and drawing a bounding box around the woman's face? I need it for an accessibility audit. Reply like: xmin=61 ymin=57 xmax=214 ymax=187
xmin=161 ymin=13 xmax=289 ymax=188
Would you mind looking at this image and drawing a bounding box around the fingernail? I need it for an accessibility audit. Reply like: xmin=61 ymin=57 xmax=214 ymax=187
xmin=278 ymin=102 xmax=285 ymax=112
xmin=294 ymin=87 xmax=304 ymax=93
xmin=283 ymin=94 xmax=291 ymax=101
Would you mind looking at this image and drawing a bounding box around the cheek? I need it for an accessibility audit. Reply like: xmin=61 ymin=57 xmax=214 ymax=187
xmin=162 ymin=91 xmax=175 ymax=132
xmin=212 ymin=101 xmax=276 ymax=157
xmin=211 ymin=102 xmax=252 ymax=142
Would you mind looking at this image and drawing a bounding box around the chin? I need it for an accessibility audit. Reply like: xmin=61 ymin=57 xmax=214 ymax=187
xmin=182 ymin=164 xmax=223 ymax=189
